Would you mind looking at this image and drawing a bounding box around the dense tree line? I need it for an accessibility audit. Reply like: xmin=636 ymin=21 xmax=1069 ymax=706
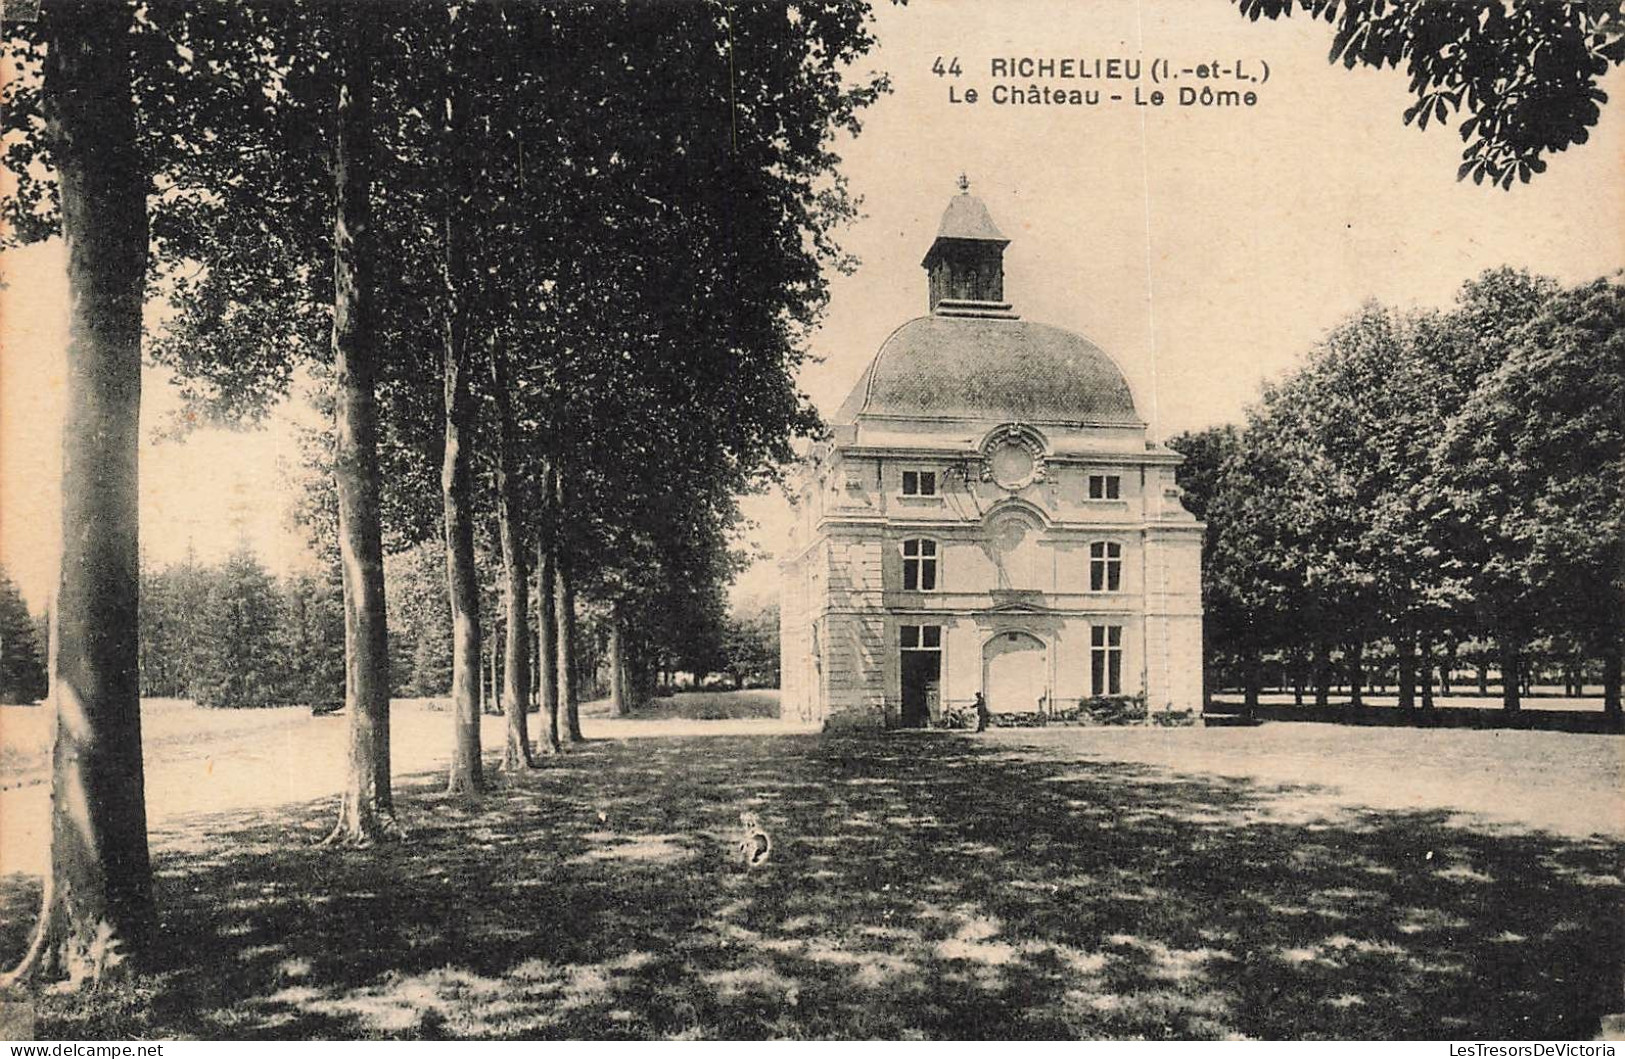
xmin=137 ymin=549 xmax=344 ymax=709
xmin=0 ymin=566 xmax=48 ymax=705
xmin=1173 ymin=270 xmax=1624 ymax=716
xmin=133 ymin=537 xmax=785 ymax=711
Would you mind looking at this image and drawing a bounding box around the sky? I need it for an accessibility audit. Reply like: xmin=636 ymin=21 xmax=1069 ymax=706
xmin=3 ymin=0 xmax=1623 ymax=612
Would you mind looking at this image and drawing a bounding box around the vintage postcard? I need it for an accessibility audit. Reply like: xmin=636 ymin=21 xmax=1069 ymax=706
xmin=0 ymin=0 xmax=1621 ymax=1045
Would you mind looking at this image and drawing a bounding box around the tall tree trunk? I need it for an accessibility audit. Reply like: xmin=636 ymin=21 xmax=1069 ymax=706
xmin=440 ymin=4 xmax=483 ymax=795
xmin=1477 ymin=660 xmax=1488 ymax=696
xmin=1500 ymin=636 xmax=1522 ymax=713
xmin=325 ymin=4 xmax=397 ymax=847
xmin=1601 ymin=639 xmax=1621 ymax=718
xmin=492 ymin=340 xmax=534 ymax=771
xmin=609 ymin=607 xmax=627 ymax=716
xmin=442 ymin=332 xmax=482 ymax=794
xmin=1419 ymin=632 xmax=1436 ymax=709
xmin=440 ymin=25 xmax=482 ymax=794
xmin=530 ymin=603 xmax=541 ymax=704
xmin=1440 ymin=638 xmax=1456 ymax=696
xmin=485 ymin=625 xmax=502 ymax=715
xmin=1242 ymin=657 xmax=1260 ymax=719
xmin=536 ymin=530 xmax=561 ymax=754
xmin=442 ymin=331 xmax=483 ymax=792
xmin=7 ymin=0 xmax=154 ymax=984
xmin=1313 ymin=640 xmax=1331 ymax=707
xmin=555 ymin=549 xmax=585 ymax=743
xmin=553 ymin=549 xmax=575 ymax=742
xmin=1396 ymin=628 xmax=1416 ymax=709
xmin=1347 ymin=641 xmax=1365 ymax=707
xmin=551 ymin=468 xmax=585 ymax=743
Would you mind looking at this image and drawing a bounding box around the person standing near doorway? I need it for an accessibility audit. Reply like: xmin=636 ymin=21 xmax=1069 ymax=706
xmin=973 ymin=691 xmax=991 ymax=733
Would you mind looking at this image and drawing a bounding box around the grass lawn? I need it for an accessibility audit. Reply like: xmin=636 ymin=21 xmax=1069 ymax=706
xmin=0 ymin=698 xmax=1620 ymax=1040
xmin=617 ymin=689 xmax=782 ymax=722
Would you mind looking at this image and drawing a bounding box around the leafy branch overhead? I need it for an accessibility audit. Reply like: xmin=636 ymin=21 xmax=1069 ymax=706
xmin=1234 ymin=0 xmax=1624 ymax=187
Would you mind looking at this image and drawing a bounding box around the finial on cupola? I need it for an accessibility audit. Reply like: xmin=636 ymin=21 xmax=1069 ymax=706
xmin=957 ymin=171 xmax=970 ymax=194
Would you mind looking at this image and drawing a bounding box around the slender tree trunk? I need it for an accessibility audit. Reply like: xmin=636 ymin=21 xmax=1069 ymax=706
xmin=609 ymin=608 xmax=627 ymax=716
xmin=325 ymin=3 xmax=397 ymax=847
xmin=485 ymin=626 xmax=503 ymax=715
xmin=1500 ymin=636 xmax=1522 ymax=713
xmin=442 ymin=340 xmax=483 ymax=792
xmin=441 ymin=350 xmax=482 ymax=793
xmin=553 ymin=550 xmax=575 ymax=742
xmin=6 ymin=1 xmax=154 ymax=984
xmin=1313 ymin=640 xmax=1331 ymax=707
xmin=492 ymin=340 xmax=534 ymax=771
xmin=1396 ymin=628 xmax=1416 ymax=709
xmin=1419 ymin=632 xmax=1436 ymax=709
xmin=1440 ymin=639 xmax=1456 ymax=696
xmin=1242 ymin=657 xmax=1260 ymax=719
xmin=440 ymin=41 xmax=483 ymax=794
xmin=556 ymin=551 xmax=585 ymax=743
xmin=1601 ymin=639 xmax=1621 ymax=718
xmin=551 ymin=468 xmax=585 ymax=743
xmin=442 ymin=342 xmax=482 ymax=794
xmin=1477 ymin=660 xmax=1488 ymax=696
xmin=536 ymin=530 xmax=561 ymax=753
xmin=1347 ymin=641 xmax=1365 ymax=707
xmin=530 ymin=604 xmax=541 ymax=706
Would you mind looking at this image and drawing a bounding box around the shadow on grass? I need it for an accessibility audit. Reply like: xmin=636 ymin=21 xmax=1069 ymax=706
xmin=1 ymin=732 xmax=1619 ymax=1039
xmin=1206 ymin=699 xmax=1625 ymax=735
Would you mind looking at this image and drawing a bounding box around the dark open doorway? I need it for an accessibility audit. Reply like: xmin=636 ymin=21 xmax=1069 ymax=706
xmin=901 ymin=650 xmax=940 ymax=728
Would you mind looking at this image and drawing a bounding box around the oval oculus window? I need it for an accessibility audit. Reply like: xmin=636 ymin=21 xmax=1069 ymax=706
xmin=989 ymin=441 xmax=1036 ymax=490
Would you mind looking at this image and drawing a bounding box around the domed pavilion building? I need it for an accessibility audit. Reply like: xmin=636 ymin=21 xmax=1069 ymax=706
xmin=779 ymin=182 xmax=1204 ymax=727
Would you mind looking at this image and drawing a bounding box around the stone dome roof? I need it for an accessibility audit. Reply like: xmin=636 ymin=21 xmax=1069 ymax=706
xmin=833 ymin=314 xmax=1141 ymax=425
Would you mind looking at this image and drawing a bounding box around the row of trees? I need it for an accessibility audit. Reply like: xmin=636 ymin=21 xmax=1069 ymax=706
xmin=133 ymin=541 xmax=780 ymax=711
xmin=2 ymin=0 xmax=886 ymax=983
xmin=1173 ymin=269 xmax=1624 ymax=715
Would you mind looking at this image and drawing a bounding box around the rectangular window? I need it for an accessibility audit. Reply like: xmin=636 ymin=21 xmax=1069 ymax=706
xmin=1089 ymin=541 xmax=1123 ymax=592
xmin=902 ymin=538 xmax=938 ymax=592
xmin=902 ymin=469 xmax=938 ymax=496
xmin=901 ymin=624 xmax=942 ymax=650
xmin=1091 ymin=624 xmax=1123 ymax=696
xmin=1088 ymin=474 xmax=1121 ymax=500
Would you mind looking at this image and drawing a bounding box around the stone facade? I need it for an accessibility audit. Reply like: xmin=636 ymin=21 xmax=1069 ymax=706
xmin=780 ymin=186 xmax=1204 ymax=728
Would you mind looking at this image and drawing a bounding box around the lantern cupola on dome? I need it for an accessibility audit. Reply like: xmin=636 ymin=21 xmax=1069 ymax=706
xmin=921 ymin=174 xmax=1016 ymax=318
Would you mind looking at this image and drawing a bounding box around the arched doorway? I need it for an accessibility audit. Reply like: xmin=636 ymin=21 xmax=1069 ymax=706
xmin=983 ymin=630 xmax=1047 ymax=714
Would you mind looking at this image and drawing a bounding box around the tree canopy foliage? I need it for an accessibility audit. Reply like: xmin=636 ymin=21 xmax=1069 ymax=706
xmin=1232 ymin=0 xmax=1625 ymax=186
xmin=1174 ymin=269 xmax=1625 ymax=713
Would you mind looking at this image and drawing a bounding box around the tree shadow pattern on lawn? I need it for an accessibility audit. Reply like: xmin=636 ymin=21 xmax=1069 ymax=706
xmin=1 ymin=732 xmax=1620 ymax=1039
